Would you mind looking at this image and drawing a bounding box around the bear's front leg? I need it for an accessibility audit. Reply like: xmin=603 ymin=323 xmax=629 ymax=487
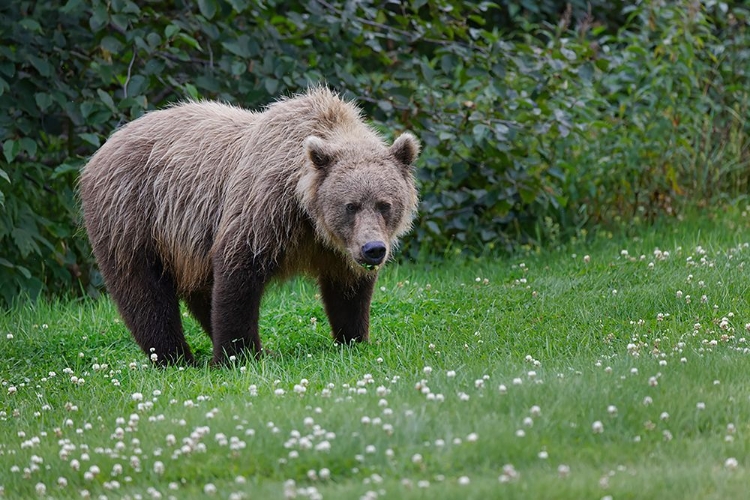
xmin=210 ymin=257 xmax=270 ymax=365
xmin=319 ymin=274 xmax=377 ymax=344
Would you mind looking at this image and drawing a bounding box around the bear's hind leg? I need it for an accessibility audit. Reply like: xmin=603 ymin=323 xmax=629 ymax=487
xmin=319 ymin=275 xmax=377 ymax=344
xmin=210 ymin=251 xmax=273 ymax=365
xmin=185 ymin=290 xmax=213 ymax=338
xmin=102 ymin=249 xmax=194 ymax=365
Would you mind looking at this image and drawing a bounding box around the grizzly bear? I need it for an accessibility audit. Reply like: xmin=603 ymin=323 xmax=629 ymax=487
xmin=80 ymin=87 xmax=420 ymax=365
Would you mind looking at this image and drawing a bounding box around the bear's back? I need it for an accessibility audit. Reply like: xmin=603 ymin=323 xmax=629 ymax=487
xmin=80 ymin=101 xmax=260 ymax=290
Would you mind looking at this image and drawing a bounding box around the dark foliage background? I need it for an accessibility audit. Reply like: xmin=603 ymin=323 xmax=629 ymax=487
xmin=1 ymin=0 xmax=748 ymax=306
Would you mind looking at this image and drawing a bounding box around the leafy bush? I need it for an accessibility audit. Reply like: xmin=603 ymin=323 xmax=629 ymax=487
xmin=0 ymin=0 xmax=748 ymax=306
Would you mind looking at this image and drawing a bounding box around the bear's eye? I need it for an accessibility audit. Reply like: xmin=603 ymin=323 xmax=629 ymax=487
xmin=376 ymin=202 xmax=391 ymax=214
xmin=345 ymin=203 xmax=360 ymax=214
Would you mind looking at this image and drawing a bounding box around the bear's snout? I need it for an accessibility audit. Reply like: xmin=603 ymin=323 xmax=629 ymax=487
xmin=361 ymin=240 xmax=387 ymax=265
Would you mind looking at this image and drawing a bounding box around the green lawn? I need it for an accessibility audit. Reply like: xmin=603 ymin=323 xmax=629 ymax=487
xmin=2 ymin=210 xmax=750 ymax=499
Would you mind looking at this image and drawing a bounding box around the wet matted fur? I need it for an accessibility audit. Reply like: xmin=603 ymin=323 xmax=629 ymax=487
xmin=80 ymin=87 xmax=420 ymax=365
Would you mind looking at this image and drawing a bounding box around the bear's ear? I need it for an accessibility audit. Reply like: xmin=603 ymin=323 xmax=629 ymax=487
xmin=304 ymin=136 xmax=335 ymax=170
xmin=390 ymin=132 xmax=420 ymax=168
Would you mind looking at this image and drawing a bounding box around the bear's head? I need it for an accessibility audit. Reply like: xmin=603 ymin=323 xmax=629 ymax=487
xmin=299 ymin=132 xmax=420 ymax=272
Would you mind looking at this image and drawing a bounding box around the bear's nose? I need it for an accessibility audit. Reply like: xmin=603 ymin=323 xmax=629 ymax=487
xmin=362 ymin=241 xmax=386 ymax=265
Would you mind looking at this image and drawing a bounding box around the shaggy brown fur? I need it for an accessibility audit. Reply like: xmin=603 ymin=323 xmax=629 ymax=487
xmin=80 ymin=87 xmax=420 ymax=365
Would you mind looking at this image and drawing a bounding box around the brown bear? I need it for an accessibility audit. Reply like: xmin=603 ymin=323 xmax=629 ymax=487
xmin=79 ymin=87 xmax=420 ymax=365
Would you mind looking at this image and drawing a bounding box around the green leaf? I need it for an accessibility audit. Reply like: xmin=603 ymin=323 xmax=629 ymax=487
xmin=89 ymin=5 xmax=107 ymax=30
xmin=222 ymin=37 xmax=250 ymax=57
xmin=377 ymin=100 xmax=393 ymax=113
xmin=19 ymin=138 xmax=37 ymax=158
xmin=126 ymin=75 xmax=147 ymax=96
xmin=227 ymin=0 xmax=249 ymax=12
xmin=15 ymin=265 xmax=32 ymax=279
xmin=177 ymin=33 xmax=202 ymax=51
xmin=112 ymin=14 xmax=130 ymax=31
xmin=0 ymin=167 xmax=9 ymax=183
xmin=80 ymin=133 xmax=101 ymax=147
xmin=264 ymin=78 xmax=279 ymax=95
xmin=230 ymin=61 xmax=247 ymax=76
xmin=97 ymin=89 xmax=117 ymax=113
xmin=121 ymin=1 xmax=141 ymax=14
xmin=420 ymin=62 xmax=435 ymax=81
xmin=183 ymin=83 xmax=200 ymax=100
xmin=3 ymin=140 xmax=19 ymax=163
xmin=35 ymin=93 xmax=54 ymax=111
xmin=11 ymin=227 xmax=39 ymax=258
xmin=473 ymin=124 xmax=489 ymax=141
xmin=19 ymin=18 xmax=42 ymax=33
xmin=80 ymin=101 xmax=96 ymax=119
xmin=0 ymin=76 xmax=9 ymax=96
xmin=165 ymin=24 xmax=180 ymax=39
xmin=28 ymin=56 xmax=53 ymax=77
xmin=146 ymin=32 xmax=161 ymax=48
xmin=61 ymin=0 xmax=84 ymax=14
xmin=101 ymin=36 xmax=124 ymax=53
xmin=198 ymin=0 xmax=217 ymax=20
xmin=52 ymin=163 xmax=82 ymax=179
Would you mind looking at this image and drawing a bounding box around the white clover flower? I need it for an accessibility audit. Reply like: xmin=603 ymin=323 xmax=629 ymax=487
xmin=725 ymin=458 xmax=739 ymax=470
xmin=458 ymin=476 xmax=470 ymax=485
xmin=592 ymin=421 xmax=604 ymax=434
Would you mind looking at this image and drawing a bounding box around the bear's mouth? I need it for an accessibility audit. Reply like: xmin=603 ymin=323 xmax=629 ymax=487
xmin=360 ymin=262 xmax=379 ymax=272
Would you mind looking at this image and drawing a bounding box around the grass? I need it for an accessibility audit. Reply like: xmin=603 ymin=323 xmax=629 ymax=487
xmin=2 ymin=208 xmax=750 ymax=499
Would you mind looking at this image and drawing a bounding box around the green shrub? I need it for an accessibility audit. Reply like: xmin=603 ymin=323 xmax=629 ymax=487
xmin=0 ymin=0 xmax=748 ymax=306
